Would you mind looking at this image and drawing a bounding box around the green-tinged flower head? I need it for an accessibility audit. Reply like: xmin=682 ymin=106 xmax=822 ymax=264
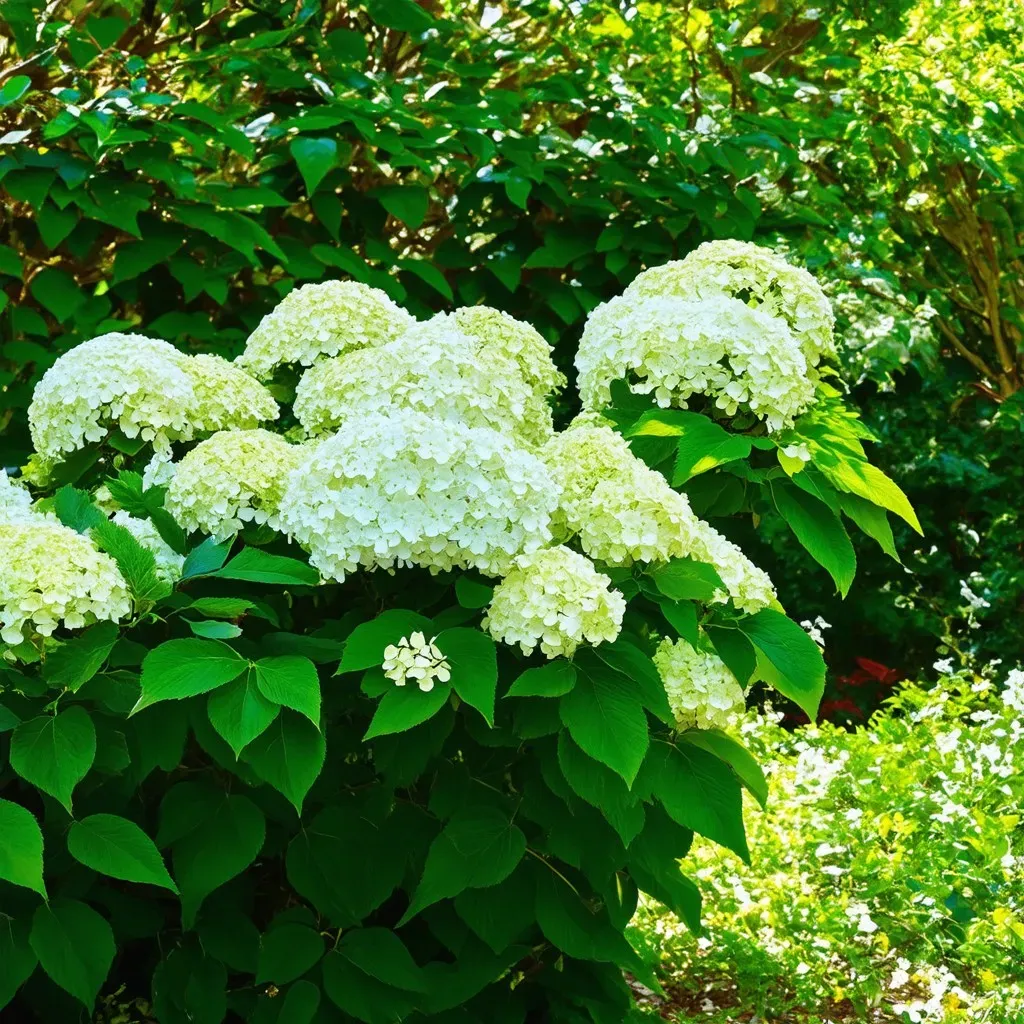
xmin=576 ymin=291 xmax=817 ymax=432
xmin=277 ymin=408 xmax=559 ymax=582
xmin=444 ymin=306 xmax=567 ymax=399
xmin=0 ymin=522 xmax=131 ymax=644
xmin=483 ymin=545 xmax=626 ymax=658
xmin=654 ymin=636 xmax=746 ymax=731
xmin=28 ymin=333 xmax=195 ymax=460
xmin=542 ymin=420 xmax=775 ymax=612
xmin=627 ymin=239 xmax=836 ymax=364
xmin=0 ymin=471 xmax=48 ymax=526
xmin=110 ymin=511 xmax=184 ymax=582
xmin=236 ymin=280 xmax=415 ymax=379
xmin=183 ymin=354 xmax=280 ymax=433
xmin=382 ymin=632 xmax=451 ymax=691
xmin=164 ymin=429 xmax=302 ymax=541
xmin=293 ymin=317 xmax=554 ymax=447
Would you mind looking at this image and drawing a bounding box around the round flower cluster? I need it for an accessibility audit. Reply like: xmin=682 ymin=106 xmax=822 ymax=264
xmin=28 ymin=334 xmax=280 ymax=463
xmin=576 ymin=293 xmax=817 ymax=431
xmin=165 ymin=429 xmax=302 ymax=541
xmin=293 ymin=318 xmax=553 ymax=447
xmin=29 ymin=334 xmax=196 ymax=460
xmin=182 ymin=354 xmax=279 ymax=433
xmin=0 ymin=471 xmax=45 ymax=526
xmin=653 ymin=636 xmax=747 ymax=731
xmin=277 ymin=408 xmax=558 ymax=582
xmin=483 ymin=545 xmax=626 ymax=658
xmin=443 ymin=306 xmax=566 ymax=399
xmin=542 ymin=419 xmax=775 ymax=613
xmin=0 ymin=522 xmax=131 ymax=645
xmin=382 ymin=633 xmax=451 ymax=692
xmin=237 ymin=280 xmax=414 ymax=379
xmin=626 ymin=239 xmax=836 ymax=363
xmin=111 ymin=511 xmax=184 ymax=582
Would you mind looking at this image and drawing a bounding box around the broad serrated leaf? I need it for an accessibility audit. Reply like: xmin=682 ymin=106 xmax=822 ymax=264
xmin=505 ymin=661 xmax=577 ymax=698
xmin=647 ymin=558 xmax=725 ymax=602
xmin=256 ymin=923 xmax=324 ymax=985
xmin=181 ymin=537 xmax=232 ymax=578
xmin=0 ymin=917 xmax=36 ymax=1011
xmin=435 ymin=627 xmax=497 ymax=726
xmin=243 ymin=713 xmax=326 ymax=813
xmin=30 ymin=899 xmax=114 ymax=1008
xmin=209 ymin=547 xmax=319 ymax=585
xmin=42 ymin=621 xmax=119 ymax=692
xmin=207 ymin=670 xmax=280 ymax=757
xmin=290 ymin=136 xmax=338 ymax=194
xmin=92 ymin=519 xmax=171 ymax=604
xmin=0 ymin=797 xmax=47 ymax=897
xmin=337 ymin=609 xmax=433 ymax=674
xmin=679 ymin=729 xmax=768 ymax=808
xmin=364 ymin=681 xmax=451 ymax=740
xmin=10 ymin=706 xmax=96 ymax=812
xmin=253 ymin=655 xmax=320 ymax=726
xmin=67 ymin=813 xmax=178 ymax=892
xmin=839 ymin=490 xmax=900 ymax=562
xmin=399 ymin=807 xmax=526 ymax=924
xmin=133 ymin=638 xmax=247 ymax=714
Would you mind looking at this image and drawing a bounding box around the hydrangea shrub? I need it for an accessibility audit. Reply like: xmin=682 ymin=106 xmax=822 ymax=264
xmin=0 ymin=243 xmax=915 ymax=1022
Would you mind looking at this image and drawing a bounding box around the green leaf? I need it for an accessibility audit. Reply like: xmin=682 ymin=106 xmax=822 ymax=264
xmin=435 ymin=627 xmax=497 ymax=726
xmin=627 ymin=804 xmax=701 ymax=932
xmin=337 ymin=609 xmax=432 ymax=674
xmin=818 ymin=457 xmax=921 ymax=534
xmin=30 ymin=899 xmax=114 ymax=1008
xmin=67 ymin=813 xmax=178 ymax=892
xmin=506 ymin=661 xmax=577 ymax=698
xmin=400 ymin=259 xmax=453 ymax=300
xmin=364 ymin=680 xmax=451 ymax=740
xmin=0 ymin=917 xmax=36 ymax=1011
xmin=103 ymin=471 xmax=147 ymax=514
xmin=454 ymin=865 xmax=535 ymax=954
xmin=375 ymin=185 xmax=429 ymax=229
xmin=640 ymin=741 xmax=748 ymax=861
xmin=92 ymin=519 xmax=171 ymax=604
xmin=399 ymin=807 xmax=527 ymax=924
xmin=181 ymin=537 xmax=232 ymax=578
xmin=279 ymin=980 xmax=320 ymax=1024
xmin=839 ymin=491 xmax=900 ymax=562
xmin=172 ymin=794 xmax=265 ymax=927
xmin=323 ymin=929 xmax=424 ymax=1023
xmin=772 ymin=480 xmax=856 ymax=597
xmin=243 ymin=713 xmax=326 ymax=814
xmin=133 ymin=638 xmax=246 ymax=714
xmin=188 ymin=597 xmax=261 ymax=620
xmin=290 ymin=137 xmax=338 ymax=195
xmin=53 ymin=485 xmax=105 ymax=532
xmin=253 ymin=655 xmax=320 ymax=726
xmin=455 ymin=575 xmax=493 ymax=609
xmin=559 ymin=656 xmax=649 ymax=787
xmin=647 ymin=558 xmax=725 ymax=602
xmin=366 ymin=0 xmax=437 ymax=32
xmin=37 ymin=201 xmax=79 ymax=249
xmin=42 ymin=621 xmax=119 ymax=692
xmin=29 ymin=267 xmax=84 ymax=322
xmin=679 ymin=729 xmax=768 ymax=808
xmin=208 ymin=547 xmax=319 ymax=585
xmin=189 ymin=620 xmax=242 ymax=639
xmin=658 ymin=599 xmax=699 ymax=644
xmin=705 ymin=624 xmax=757 ymax=685
xmin=256 ymin=923 xmax=324 ymax=985
xmin=738 ymin=608 xmax=826 ymax=719
xmin=0 ymin=797 xmax=47 ymax=897
xmin=10 ymin=706 xmax=96 ymax=812
xmin=207 ymin=670 xmax=280 ymax=757
xmin=0 ymin=75 xmax=31 ymax=107
xmin=593 ymin=640 xmax=673 ymax=724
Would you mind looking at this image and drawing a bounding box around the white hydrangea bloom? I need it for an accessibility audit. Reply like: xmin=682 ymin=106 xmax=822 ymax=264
xmin=111 ymin=511 xmax=184 ymax=582
xmin=0 ymin=522 xmax=131 ymax=644
xmin=576 ymin=291 xmax=817 ymax=431
xmin=653 ymin=636 xmax=747 ymax=731
xmin=165 ymin=429 xmax=302 ymax=541
xmin=382 ymin=632 xmax=451 ymax=692
xmin=626 ymin=239 xmax=836 ymax=363
xmin=28 ymin=333 xmax=195 ymax=460
xmin=182 ymin=354 xmax=279 ymax=433
xmin=237 ymin=280 xmax=415 ymax=379
xmin=542 ymin=420 xmax=775 ymax=612
xmin=0 ymin=471 xmax=47 ymax=526
xmin=278 ymin=408 xmax=559 ymax=582
xmin=294 ymin=318 xmax=553 ymax=447
xmin=443 ymin=306 xmax=566 ymax=398
xmin=1002 ymin=669 xmax=1024 ymax=715
xmin=141 ymin=450 xmax=177 ymax=491
xmin=483 ymin=545 xmax=625 ymax=658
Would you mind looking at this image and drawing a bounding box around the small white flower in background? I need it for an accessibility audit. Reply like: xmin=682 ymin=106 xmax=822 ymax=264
xmin=935 ymin=728 xmax=961 ymax=755
xmin=1001 ymin=668 xmax=1024 ymax=714
xmin=382 ymin=633 xmax=451 ymax=692
xmin=800 ymin=616 xmax=831 ymax=648
xmin=933 ymin=657 xmax=954 ymax=675
xmin=890 ymin=958 xmax=911 ymax=990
